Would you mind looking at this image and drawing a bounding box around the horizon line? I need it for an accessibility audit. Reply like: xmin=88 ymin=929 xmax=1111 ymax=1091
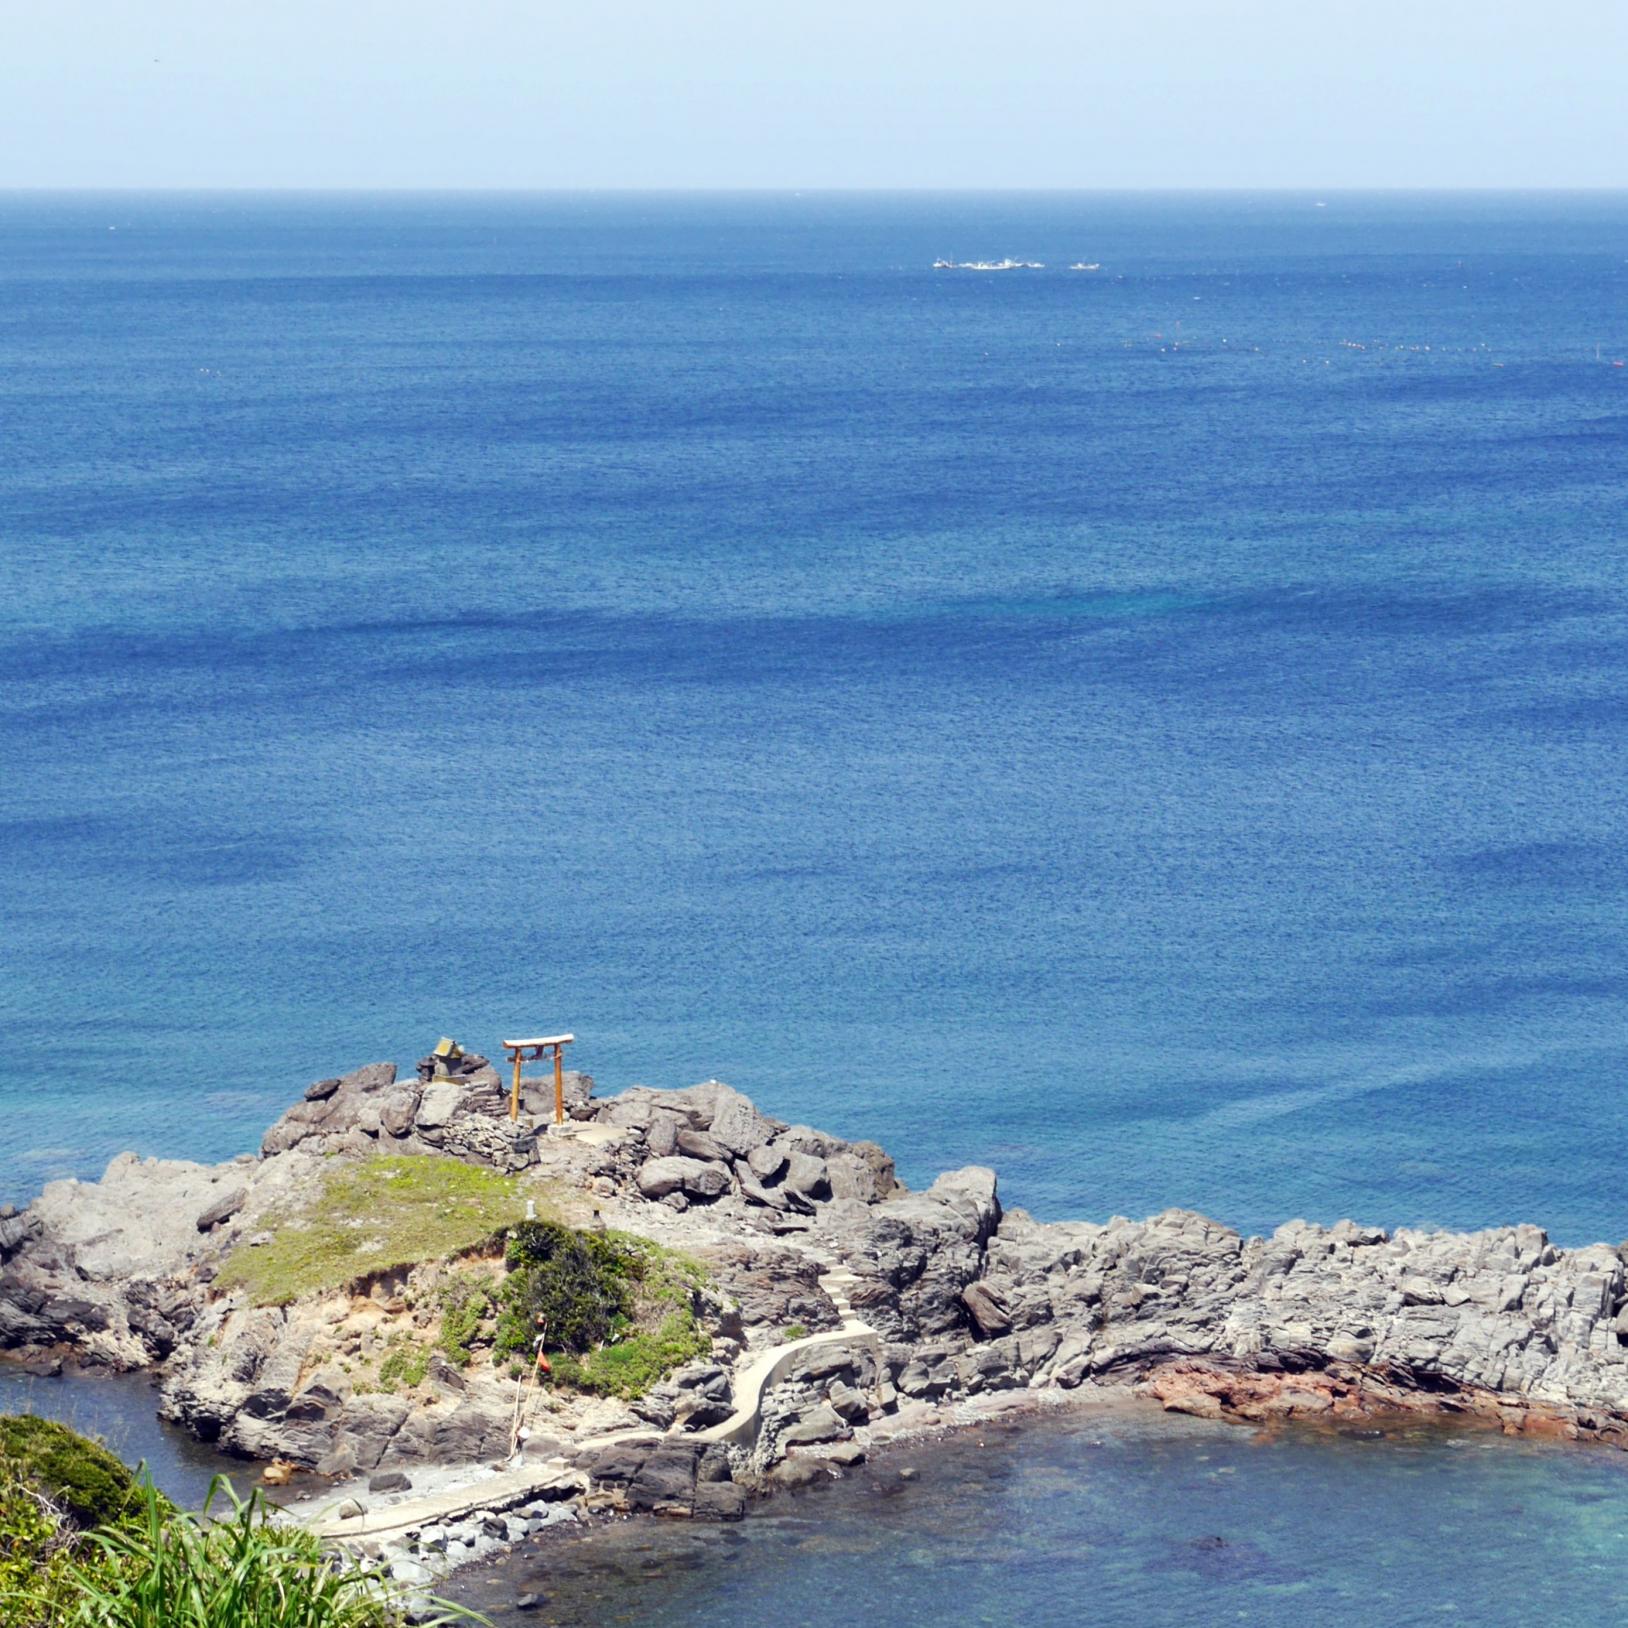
xmin=4 ymin=184 xmax=1628 ymax=197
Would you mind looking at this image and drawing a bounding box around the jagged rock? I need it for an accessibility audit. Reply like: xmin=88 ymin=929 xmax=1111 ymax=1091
xmin=413 ymin=1080 xmax=460 ymax=1131
xmin=827 ymin=1142 xmax=899 ymax=1203
xmin=637 ymin=1157 xmax=729 ymax=1201
xmin=746 ymin=1143 xmax=787 ymax=1181
xmin=195 ymin=1186 xmax=248 ymax=1233
xmin=780 ymin=1150 xmax=830 ymax=1203
xmin=379 ymin=1089 xmax=421 ymax=1137
xmin=262 ymin=1062 xmax=399 ymax=1154
xmin=675 ymin=1127 xmax=728 ymax=1163
xmin=737 ymin=1171 xmax=789 ymax=1210
xmin=697 ymin=1243 xmax=842 ymax=1333
xmin=23 ymin=1064 xmax=1628 ymax=1500
xmin=777 ymin=1404 xmax=849 ymax=1447
xmin=827 ymin=1380 xmax=869 ymax=1422
xmin=962 ymin=1279 xmax=1013 ymax=1338
xmin=645 ymin=1110 xmax=683 ymax=1158
xmin=690 ymin=1082 xmax=783 ymax=1157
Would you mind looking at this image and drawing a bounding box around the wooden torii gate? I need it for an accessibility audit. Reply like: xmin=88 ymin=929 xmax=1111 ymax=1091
xmin=501 ymin=1034 xmax=575 ymax=1125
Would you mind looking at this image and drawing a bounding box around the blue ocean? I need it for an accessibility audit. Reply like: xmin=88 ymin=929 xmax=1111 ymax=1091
xmin=4 ymin=191 xmax=1628 ymax=1623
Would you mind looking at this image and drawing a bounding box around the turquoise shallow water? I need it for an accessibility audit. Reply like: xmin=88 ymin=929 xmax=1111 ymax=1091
xmin=451 ymin=1408 xmax=1628 ymax=1628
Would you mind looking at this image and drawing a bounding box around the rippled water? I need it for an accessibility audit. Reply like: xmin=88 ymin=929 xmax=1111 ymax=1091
xmin=451 ymin=1406 xmax=1628 ymax=1628
xmin=4 ymin=192 xmax=1628 ymax=1241
xmin=5 ymin=191 xmax=1628 ymax=1617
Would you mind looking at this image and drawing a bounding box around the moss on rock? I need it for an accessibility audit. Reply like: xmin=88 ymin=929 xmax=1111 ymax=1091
xmin=0 ymin=1413 xmax=146 ymax=1529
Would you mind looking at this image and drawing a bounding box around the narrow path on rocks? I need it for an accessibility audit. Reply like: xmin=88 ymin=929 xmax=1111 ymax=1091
xmin=304 ymin=1269 xmax=881 ymax=1543
xmin=690 ymin=1267 xmax=880 ymax=1448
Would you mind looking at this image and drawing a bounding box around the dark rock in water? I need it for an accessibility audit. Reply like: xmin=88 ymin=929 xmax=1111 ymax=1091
xmin=692 ymin=1480 xmax=747 ymax=1520
xmin=629 ymin=1443 xmax=704 ymax=1515
xmin=697 ymin=1444 xmax=734 ymax=1484
xmin=12 ymin=1349 xmax=63 ymax=1378
xmin=368 ymin=1470 xmax=413 ymax=1493
xmin=769 ymin=1458 xmax=837 ymax=1490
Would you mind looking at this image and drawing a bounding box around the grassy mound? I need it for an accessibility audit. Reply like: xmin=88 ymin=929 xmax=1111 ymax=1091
xmin=493 ymin=1221 xmax=711 ymax=1398
xmin=217 ymin=1156 xmax=528 ymax=1306
xmin=0 ymin=1414 xmax=146 ymax=1529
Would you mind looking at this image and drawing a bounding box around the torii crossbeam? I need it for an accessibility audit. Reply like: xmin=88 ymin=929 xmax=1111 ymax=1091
xmin=501 ymin=1033 xmax=575 ymax=1125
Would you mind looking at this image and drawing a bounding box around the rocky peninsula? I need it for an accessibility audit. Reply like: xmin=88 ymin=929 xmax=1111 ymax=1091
xmin=7 ymin=1050 xmax=1628 ymax=1589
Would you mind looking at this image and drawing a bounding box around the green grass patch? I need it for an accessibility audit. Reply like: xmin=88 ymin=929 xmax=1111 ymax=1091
xmin=436 ymin=1276 xmax=494 ymax=1367
xmin=217 ymin=1156 xmax=525 ymax=1307
xmin=492 ymin=1223 xmax=713 ymax=1399
xmin=781 ymin=1323 xmax=809 ymax=1343
xmin=547 ymin=1311 xmax=712 ymax=1399
xmin=0 ymin=1414 xmax=151 ymax=1530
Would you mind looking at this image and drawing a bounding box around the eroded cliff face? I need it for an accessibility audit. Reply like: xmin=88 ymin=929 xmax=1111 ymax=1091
xmin=6 ymin=1063 xmax=1628 ymax=1489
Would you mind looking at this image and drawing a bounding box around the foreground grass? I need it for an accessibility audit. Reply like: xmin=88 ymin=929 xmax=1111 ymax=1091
xmin=0 ymin=1416 xmax=148 ymax=1530
xmin=1 ymin=1419 xmax=482 ymax=1627
xmin=218 ymin=1157 xmax=527 ymax=1307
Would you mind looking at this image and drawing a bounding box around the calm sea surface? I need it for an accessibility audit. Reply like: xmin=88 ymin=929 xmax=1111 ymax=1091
xmin=3 ymin=191 xmax=1627 ymax=1620
xmin=454 ymin=1408 xmax=1628 ymax=1628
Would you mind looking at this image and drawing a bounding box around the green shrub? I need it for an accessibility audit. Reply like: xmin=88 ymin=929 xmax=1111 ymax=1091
xmin=436 ymin=1277 xmax=493 ymax=1368
xmin=491 ymin=1225 xmax=713 ymax=1399
xmin=782 ymin=1323 xmax=808 ymax=1343
xmin=493 ymin=1221 xmax=642 ymax=1357
xmin=547 ymin=1312 xmax=712 ymax=1400
xmin=376 ymin=1338 xmax=431 ymax=1393
xmin=0 ymin=1415 xmax=148 ymax=1530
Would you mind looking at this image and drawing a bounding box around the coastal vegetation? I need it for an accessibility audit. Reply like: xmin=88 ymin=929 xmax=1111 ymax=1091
xmin=210 ymin=1166 xmax=712 ymax=1405
xmin=492 ymin=1220 xmax=711 ymax=1398
xmin=0 ymin=1418 xmax=478 ymax=1626
xmin=216 ymin=1156 xmax=530 ymax=1307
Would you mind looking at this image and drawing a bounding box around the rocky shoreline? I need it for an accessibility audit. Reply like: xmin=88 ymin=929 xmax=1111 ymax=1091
xmin=7 ymin=1052 xmax=1628 ymax=1592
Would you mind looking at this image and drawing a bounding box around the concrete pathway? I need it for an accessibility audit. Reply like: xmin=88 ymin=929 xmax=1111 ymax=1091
xmin=305 ymin=1268 xmax=882 ymax=1543
xmin=690 ymin=1268 xmax=882 ymax=1448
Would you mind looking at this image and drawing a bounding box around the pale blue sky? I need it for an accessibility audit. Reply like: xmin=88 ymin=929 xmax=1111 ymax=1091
xmin=3 ymin=0 xmax=1625 ymax=189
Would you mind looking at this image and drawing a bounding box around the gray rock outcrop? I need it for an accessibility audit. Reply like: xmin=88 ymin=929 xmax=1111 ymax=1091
xmin=11 ymin=1059 xmax=1628 ymax=1490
